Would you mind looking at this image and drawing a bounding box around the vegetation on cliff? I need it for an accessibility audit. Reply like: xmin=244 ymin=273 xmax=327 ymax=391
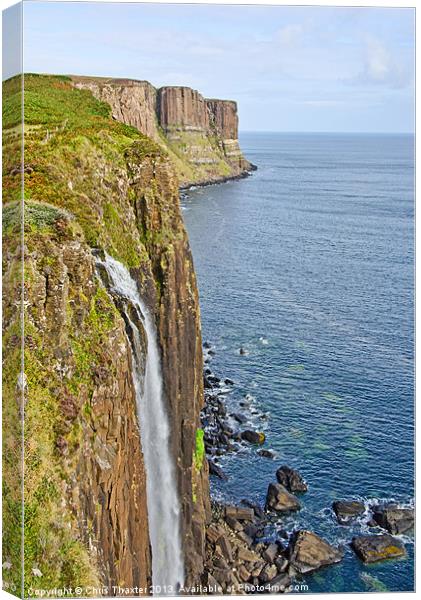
xmin=3 ymin=74 xmax=208 ymax=594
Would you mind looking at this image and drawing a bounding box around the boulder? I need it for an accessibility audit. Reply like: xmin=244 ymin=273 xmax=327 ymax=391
xmin=276 ymin=465 xmax=308 ymax=493
xmin=237 ymin=547 xmax=260 ymax=564
xmin=208 ymin=459 xmax=229 ymax=481
xmin=351 ymin=534 xmax=406 ymax=563
xmin=225 ymin=378 xmax=235 ymax=385
xmin=372 ymin=507 xmax=414 ymax=535
xmin=262 ymin=543 xmax=279 ymax=563
xmin=266 ymin=483 xmax=301 ymax=513
xmin=225 ymin=505 xmax=255 ymax=521
xmin=288 ymin=530 xmax=344 ymax=573
xmin=241 ymin=430 xmax=266 ymax=445
xmin=225 ymin=516 xmax=243 ymax=532
xmin=216 ymin=534 xmax=233 ymax=562
xmin=206 ymin=523 xmax=225 ymax=544
xmin=332 ymin=500 xmax=365 ymax=525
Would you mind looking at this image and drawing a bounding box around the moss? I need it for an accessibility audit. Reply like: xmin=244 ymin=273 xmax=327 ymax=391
xmin=193 ymin=428 xmax=205 ymax=472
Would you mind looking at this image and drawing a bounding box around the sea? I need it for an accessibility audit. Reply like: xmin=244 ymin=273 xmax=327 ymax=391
xmin=181 ymin=132 xmax=414 ymax=594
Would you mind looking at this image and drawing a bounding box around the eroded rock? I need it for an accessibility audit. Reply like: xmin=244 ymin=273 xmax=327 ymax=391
xmin=266 ymin=483 xmax=301 ymax=513
xmin=351 ymin=534 xmax=406 ymax=563
xmin=276 ymin=465 xmax=308 ymax=493
xmin=288 ymin=530 xmax=344 ymax=573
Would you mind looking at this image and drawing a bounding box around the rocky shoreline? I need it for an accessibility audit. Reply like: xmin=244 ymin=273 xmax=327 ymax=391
xmin=200 ymin=343 xmax=414 ymax=594
xmin=179 ymin=164 xmax=258 ymax=193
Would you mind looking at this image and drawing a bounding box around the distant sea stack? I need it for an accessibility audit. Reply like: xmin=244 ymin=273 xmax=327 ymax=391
xmin=71 ymin=76 xmax=255 ymax=188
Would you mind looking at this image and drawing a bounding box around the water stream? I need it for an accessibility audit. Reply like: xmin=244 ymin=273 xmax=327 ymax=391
xmin=96 ymin=253 xmax=184 ymax=594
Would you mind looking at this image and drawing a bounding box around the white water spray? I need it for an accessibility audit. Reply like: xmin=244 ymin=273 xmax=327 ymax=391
xmin=97 ymin=254 xmax=184 ymax=593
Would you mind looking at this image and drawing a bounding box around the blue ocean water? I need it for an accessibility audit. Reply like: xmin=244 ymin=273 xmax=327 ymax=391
xmin=181 ymin=133 xmax=414 ymax=593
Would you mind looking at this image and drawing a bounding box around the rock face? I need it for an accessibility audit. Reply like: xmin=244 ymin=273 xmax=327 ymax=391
xmin=276 ymin=466 xmax=308 ymax=493
xmin=266 ymin=483 xmax=301 ymax=513
xmin=288 ymin=531 xmax=344 ymax=574
xmin=332 ymin=500 xmax=365 ymax=525
xmin=351 ymin=535 xmax=406 ymax=563
xmin=372 ymin=506 xmax=414 ymax=535
xmin=3 ymin=75 xmax=210 ymax=593
xmin=72 ymin=76 xmax=255 ymax=188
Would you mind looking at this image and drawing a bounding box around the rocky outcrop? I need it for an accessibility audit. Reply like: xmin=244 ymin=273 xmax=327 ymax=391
xmin=332 ymin=500 xmax=365 ymax=525
xmin=266 ymin=483 xmax=301 ymax=513
xmin=71 ymin=76 xmax=255 ymax=188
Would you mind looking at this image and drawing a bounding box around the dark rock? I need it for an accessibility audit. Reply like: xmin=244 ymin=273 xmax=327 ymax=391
xmin=258 ymin=449 xmax=276 ymax=459
xmin=224 ymin=378 xmax=235 ymax=385
xmin=351 ymin=534 xmax=406 ymax=563
xmin=332 ymin=500 xmax=365 ymax=525
xmin=266 ymin=483 xmax=301 ymax=513
xmin=372 ymin=507 xmax=414 ymax=535
xmin=233 ymin=413 xmax=248 ymax=424
xmin=274 ymin=557 xmax=289 ymax=573
xmin=278 ymin=529 xmax=289 ymax=540
xmin=208 ymin=459 xmax=228 ymax=481
xmin=288 ymin=530 xmax=344 ymax=573
xmin=241 ymin=430 xmax=266 ymax=445
xmin=276 ymin=465 xmax=308 ymax=493
xmin=262 ymin=543 xmax=279 ymax=563
xmin=203 ymin=341 xmax=212 ymax=349
xmin=243 ymin=523 xmax=259 ymax=538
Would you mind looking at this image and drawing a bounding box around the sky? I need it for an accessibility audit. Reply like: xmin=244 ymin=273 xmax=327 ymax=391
xmin=8 ymin=1 xmax=417 ymax=132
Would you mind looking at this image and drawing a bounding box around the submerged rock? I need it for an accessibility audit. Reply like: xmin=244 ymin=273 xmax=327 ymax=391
xmin=351 ymin=534 xmax=406 ymax=563
xmin=241 ymin=430 xmax=266 ymax=445
xmin=276 ymin=465 xmax=308 ymax=493
xmin=208 ymin=459 xmax=228 ymax=481
xmin=372 ymin=506 xmax=414 ymax=535
xmin=266 ymin=483 xmax=301 ymax=512
xmin=258 ymin=449 xmax=276 ymax=459
xmin=332 ymin=500 xmax=365 ymax=525
xmin=288 ymin=530 xmax=344 ymax=573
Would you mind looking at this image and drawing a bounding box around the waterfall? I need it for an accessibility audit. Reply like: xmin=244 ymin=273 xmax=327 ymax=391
xmin=96 ymin=254 xmax=184 ymax=594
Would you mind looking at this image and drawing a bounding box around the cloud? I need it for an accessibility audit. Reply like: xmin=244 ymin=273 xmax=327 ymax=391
xmin=353 ymin=36 xmax=413 ymax=89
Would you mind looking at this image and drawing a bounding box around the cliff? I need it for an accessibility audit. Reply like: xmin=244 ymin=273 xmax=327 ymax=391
xmin=2 ymin=74 xmax=210 ymax=595
xmin=71 ymin=76 xmax=254 ymax=188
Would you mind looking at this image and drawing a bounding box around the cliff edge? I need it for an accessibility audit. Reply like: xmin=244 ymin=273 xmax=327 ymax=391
xmin=71 ymin=76 xmax=255 ymax=188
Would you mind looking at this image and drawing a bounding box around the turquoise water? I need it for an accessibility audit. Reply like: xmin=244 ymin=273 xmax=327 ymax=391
xmin=181 ymin=133 xmax=414 ymax=593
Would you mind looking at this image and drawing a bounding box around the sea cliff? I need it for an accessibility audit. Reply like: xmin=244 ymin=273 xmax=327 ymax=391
xmin=2 ymin=74 xmax=212 ymax=595
xmin=71 ymin=76 xmax=254 ymax=188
